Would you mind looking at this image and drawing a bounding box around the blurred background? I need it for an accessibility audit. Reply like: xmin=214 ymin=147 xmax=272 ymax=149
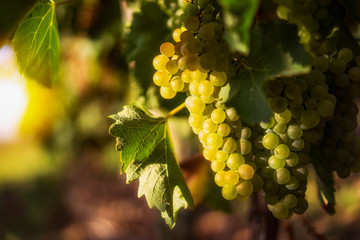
xmin=0 ymin=0 xmax=360 ymax=239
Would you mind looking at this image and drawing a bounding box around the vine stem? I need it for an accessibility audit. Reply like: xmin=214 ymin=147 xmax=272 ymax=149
xmin=166 ymin=103 xmax=186 ymax=119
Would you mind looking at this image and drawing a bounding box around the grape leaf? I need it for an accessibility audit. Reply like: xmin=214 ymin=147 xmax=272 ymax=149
xmin=125 ymin=2 xmax=170 ymax=93
xmin=0 ymin=0 xmax=38 ymax=48
xmin=310 ymin=150 xmax=336 ymax=215
xmin=12 ymin=0 xmax=59 ymax=86
xmin=219 ymin=0 xmax=259 ymax=53
xmin=109 ymin=104 xmax=193 ymax=228
xmin=222 ymin=21 xmax=311 ymax=124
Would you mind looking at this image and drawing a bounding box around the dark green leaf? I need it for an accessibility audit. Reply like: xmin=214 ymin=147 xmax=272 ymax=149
xmin=339 ymin=0 xmax=360 ymax=22
xmin=109 ymin=105 xmax=193 ymax=228
xmin=12 ymin=0 xmax=60 ymax=86
xmin=223 ymin=21 xmax=311 ymax=124
xmin=126 ymin=2 xmax=170 ymax=93
xmin=219 ymin=0 xmax=259 ymax=53
xmin=311 ymin=149 xmax=336 ymax=214
xmin=0 ymin=0 xmax=38 ymax=48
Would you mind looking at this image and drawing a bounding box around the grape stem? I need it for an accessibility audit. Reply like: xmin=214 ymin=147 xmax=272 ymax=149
xmin=166 ymin=102 xmax=186 ymax=119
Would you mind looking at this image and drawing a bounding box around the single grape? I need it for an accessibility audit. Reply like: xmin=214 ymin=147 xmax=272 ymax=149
xmin=214 ymin=170 xmax=226 ymax=187
xmin=203 ymin=119 xmax=218 ymax=133
xmin=222 ymin=184 xmax=238 ymax=200
xmin=160 ymin=86 xmax=176 ymax=99
xmin=287 ymin=124 xmax=303 ymax=140
xmin=222 ymin=137 xmax=237 ymax=153
xmin=198 ymin=80 xmax=214 ymax=97
xmin=211 ymin=109 xmax=226 ymax=124
xmin=185 ymin=96 xmax=205 ymax=113
xmin=186 ymin=3 xmax=200 ymax=16
xmin=210 ymin=71 xmax=227 ymax=87
xmin=251 ymin=174 xmax=265 ymax=192
xmin=188 ymin=114 xmax=205 ymax=129
xmin=316 ymin=99 xmax=335 ymax=117
xmin=262 ymin=133 xmax=280 ymax=150
xmin=329 ymin=57 xmax=346 ymax=74
xmin=224 ymin=170 xmax=240 ymax=185
xmin=239 ymin=139 xmax=252 ymax=155
xmin=211 ymin=160 xmax=225 ymax=172
xmin=285 ymin=152 xmax=299 ymax=167
xmin=170 ymin=76 xmax=184 ymax=92
xmin=190 ymin=69 xmax=208 ymax=81
xmin=216 ymin=150 xmax=228 ymax=162
xmin=189 ymin=80 xmax=200 ymax=96
xmin=285 ymin=176 xmax=300 ymax=190
xmin=160 ymin=42 xmax=175 ymax=57
xmin=348 ymin=67 xmax=360 ymax=81
xmin=274 ymin=109 xmax=292 ymax=124
xmin=273 ymin=168 xmax=291 ymax=185
xmin=203 ymin=147 xmax=217 ymax=160
xmin=337 ymin=48 xmax=353 ymax=63
xmin=166 ymin=60 xmax=178 ymax=74
xmin=172 ymin=28 xmax=182 ymax=42
xmin=153 ymin=70 xmax=170 ymax=86
xmin=206 ymin=132 xmax=223 ymax=149
xmin=334 ymin=73 xmax=350 ymax=87
xmin=312 ymin=56 xmax=329 ymax=72
xmin=274 ymin=144 xmax=290 ymax=159
xmin=271 ymin=96 xmax=288 ymax=113
xmin=282 ymin=194 xmax=298 ymax=209
xmin=217 ymin=123 xmax=230 ymax=137
xmin=268 ymin=155 xmax=286 ymax=169
xmin=225 ymin=107 xmax=240 ymax=121
xmin=238 ymin=164 xmax=255 ymax=180
xmin=237 ymin=180 xmax=254 ymax=196
xmin=186 ymin=54 xmax=200 ymax=71
xmin=200 ymin=52 xmax=217 ymax=70
xmin=184 ymin=16 xmax=200 ymax=31
xmin=153 ymin=55 xmax=169 ymax=71
xmin=293 ymin=197 xmax=308 ymax=214
xmin=270 ymin=202 xmax=289 ymax=219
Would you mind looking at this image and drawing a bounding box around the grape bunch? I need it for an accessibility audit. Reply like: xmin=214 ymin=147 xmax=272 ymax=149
xmin=151 ymin=0 xmax=360 ymax=220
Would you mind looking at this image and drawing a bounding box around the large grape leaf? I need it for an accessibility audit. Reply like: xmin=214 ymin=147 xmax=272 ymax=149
xmin=219 ymin=0 xmax=259 ymax=54
xmin=310 ymin=150 xmax=336 ymax=214
xmin=109 ymin=105 xmax=193 ymax=228
xmin=12 ymin=0 xmax=59 ymax=86
xmin=222 ymin=21 xmax=311 ymax=124
xmin=125 ymin=2 xmax=170 ymax=93
xmin=0 ymin=0 xmax=38 ymax=48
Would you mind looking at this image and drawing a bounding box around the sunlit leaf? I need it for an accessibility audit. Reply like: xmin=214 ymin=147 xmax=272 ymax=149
xmin=13 ymin=0 xmax=59 ymax=86
xmin=109 ymin=104 xmax=193 ymax=227
xmin=222 ymin=21 xmax=311 ymax=124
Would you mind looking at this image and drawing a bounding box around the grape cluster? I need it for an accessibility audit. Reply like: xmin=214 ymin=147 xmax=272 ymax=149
xmin=312 ymin=48 xmax=360 ymax=176
xmin=152 ymin=0 xmax=360 ymax=220
xmin=275 ymin=0 xmax=338 ymax=54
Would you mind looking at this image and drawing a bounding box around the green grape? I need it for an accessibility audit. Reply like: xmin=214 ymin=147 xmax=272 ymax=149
xmin=273 ymin=123 xmax=286 ymax=134
xmin=262 ymin=133 xmax=280 ymax=150
xmin=264 ymin=79 xmax=283 ymax=96
xmin=274 ymin=144 xmax=290 ymax=159
xmin=198 ymin=80 xmax=214 ymax=97
xmin=210 ymin=71 xmax=227 ymax=87
xmin=222 ymin=184 xmax=238 ymax=200
xmin=290 ymin=139 xmax=305 ymax=151
xmin=217 ymin=123 xmax=230 ymax=137
xmin=238 ymin=164 xmax=255 ymax=180
xmin=160 ymin=42 xmax=175 ymax=58
xmin=188 ymin=114 xmax=205 ymax=129
xmin=206 ymin=133 xmax=223 ymax=149
xmin=224 ymin=170 xmax=240 ymax=185
xmin=273 ymin=168 xmax=291 ymax=185
xmin=237 ymin=180 xmax=254 ymax=196
xmin=198 ymin=23 xmax=215 ymax=40
xmin=300 ymin=109 xmax=320 ymax=129
xmin=211 ymin=109 xmax=226 ymax=124
xmin=203 ymin=147 xmax=217 ymax=160
xmin=222 ymin=137 xmax=237 ymax=153
xmin=160 ymin=86 xmax=176 ymax=99
xmin=153 ymin=70 xmax=171 ymax=86
xmin=263 ymin=179 xmax=279 ymax=193
xmin=172 ymin=28 xmax=182 ymax=42
xmin=198 ymin=0 xmax=210 ymax=9
xmin=189 ymin=80 xmax=200 ymax=96
xmin=200 ymin=52 xmax=217 ymax=70
xmin=200 ymin=96 xmax=215 ymax=104
xmin=225 ymin=107 xmax=240 ymax=121
xmin=292 ymin=166 xmax=308 ymax=181
xmin=312 ymin=56 xmax=329 ymax=72
xmin=316 ymin=99 xmax=335 ymax=117
xmin=285 ymin=152 xmax=299 ymax=167
xmin=274 ymin=109 xmax=292 ymax=124
xmin=166 ymin=60 xmax=178 ymax=74
xmin=226 ymin=153 xmax=243 ymax=171
xmin=334 ymin=73 xmax=350 ymax=87
xmin=311 ymin=84 xmax=328 ymax=100
xmin=261 ymin=165 xmax=274 ymax=180
xmin=185 ymin=54 xmax=200 ymax=71
xmin=254 ymin=152 xmax=268 ymax=168
xmin=289 ymin=96 xmax=303 ymax=108
xmin=186 ymin=3 xmax=200 ymax=16
xmin=270 ymin=202 xmax=289 ymax=219
xmin=204 ymin=39 xmax=220 ymax=54
xmin=177 ymin=56 xmax=187 ymax=71
xmin=259 ymin=117 xmax=275 ymax=130
xmin=216 ymin=150 xmax=228 ymax=162
xmin=198 ymin=130 xmax=208 ymax=145
xmin=287 ymin=124 xmax=303 ymax=139
xmin=329 ymin=57 xmax=346 ymax=74
xmin=153 ymin=54 xmax=169 ymax=70
xmin=239 ymin=139 xmax=252 ymax=155
xmin=180 ymin=31 xmax=194 ymax=42
xmin=319 ymin=40 xmax=335 ymax=55
xmin=282 ymin=194 xmax=298 ymax=209
xmin=190 ymin=69 xmax=207 ymax=81
xmin=268 ymin=155 xmax=286 ymax=169
xmin=285 ymin=83 xmax=302 ymax=99
xmin=170 ymin=76 xmax=184 ymax=92
xmin=271 ymin=96 xmax=288 ymax=113
xmin=238 ymin=126 xmax=252 ymax=139
xmin=251 ymin=174 xmax=264 ymax=192
xmin=174 ymin=41 xmax=182 ymax=56
xmin=285 ymin=176 xmax=300 ymax=190
xmin=181 ymin=38 xmax=202 ymax=56
xmin=203 ymin=119 xmax=218 ymax=133
xmin=293 ymin=197 xmax=308 ymax=214
xmin=337 ymin=48 xmax=353 ymax=63
xmin=185 ymin=96 xmax=205 ymax=113
xmin=304 ymin=97 xmax=317 ymax=109
xmin=211 ymin=160 xmax=225 ymax=172
xmin=310 ymin=69 xmax=326 ymax=84
xmin=348 ymin=67 xmax=360 ymax=81
xmin=265 ymin=194 xmax=279 ymax=205
xmin=214 ymin=170 xmax=226 ymax=186
xmin=214 ymin=55 xmax=230 ymax=73
xmin=184 ymin=16 xmax=200 ymax=31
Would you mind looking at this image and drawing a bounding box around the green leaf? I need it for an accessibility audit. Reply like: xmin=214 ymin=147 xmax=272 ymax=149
xmin=219 ymin=0 xmax=260 ymax=53
xmin=311 ymin=149 xmax=336 ymax=215
xmin=125 ymin=2 xmax=170 ymax=93
xmin=0 ymin=0 xmax=38 ymax=48
xmin=223 ymin=21 xmax=311 ymax=124
xmin=339 ymin=0 xmax=360 ymax=22
xmin=109 ymin=104 xmax=193 ymax=228
xmin=12 ymin=0 xmax=60 ymax=86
